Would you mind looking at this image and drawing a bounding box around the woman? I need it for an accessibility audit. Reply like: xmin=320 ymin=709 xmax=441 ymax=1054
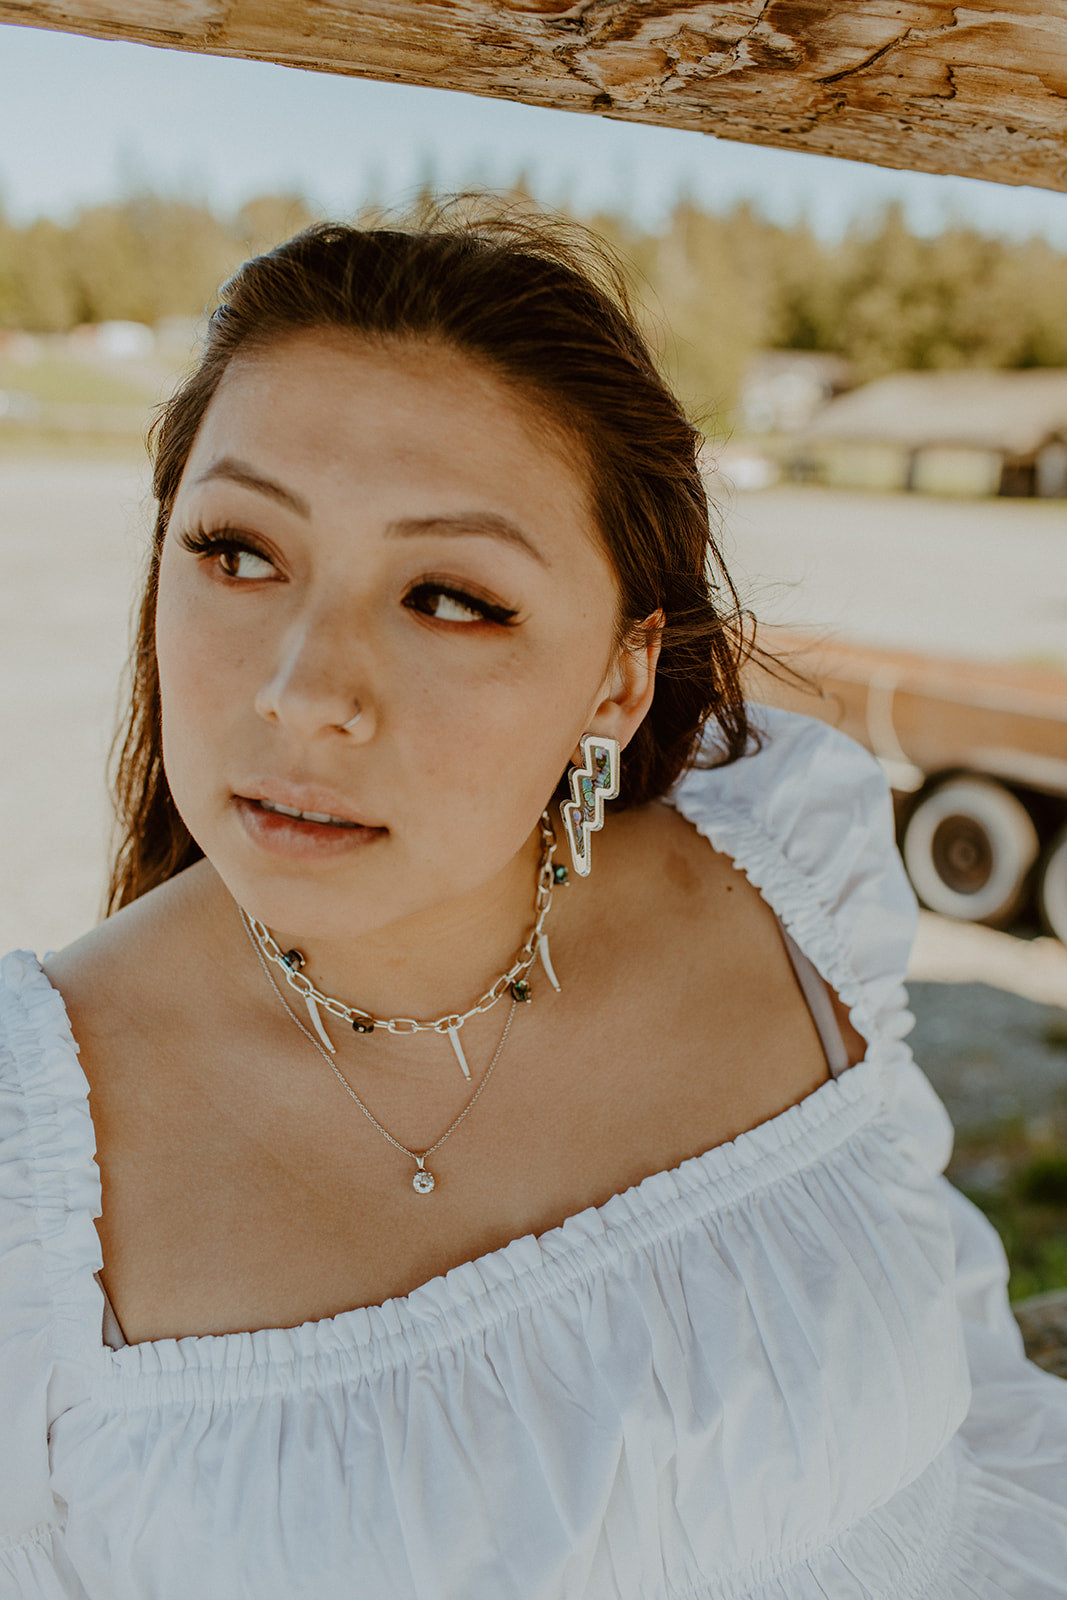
xmin=1 ymin=210 xmax=1065 ymax=1599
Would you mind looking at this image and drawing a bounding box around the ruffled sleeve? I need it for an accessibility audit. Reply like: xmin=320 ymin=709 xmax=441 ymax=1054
xmin=673 ymin=702 xmax=930 ymax=1079
xmin=0 ymin=950 xmax=103 ymax=1588
xmin=677 ymin=704 xmax=1067 ymax=1565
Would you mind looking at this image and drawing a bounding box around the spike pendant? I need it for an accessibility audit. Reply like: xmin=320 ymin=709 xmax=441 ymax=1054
xmin=538 ymin=933 xmax=561 ymax=991
xmin=304 ymin=992 xmax=337 ymax=1054
xmin=446 ymin=1025 xmax=472 ymax=1081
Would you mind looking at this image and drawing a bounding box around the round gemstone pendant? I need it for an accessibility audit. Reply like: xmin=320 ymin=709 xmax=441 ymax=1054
xmin=412 ymin=1167 xmax=436 ymax=1194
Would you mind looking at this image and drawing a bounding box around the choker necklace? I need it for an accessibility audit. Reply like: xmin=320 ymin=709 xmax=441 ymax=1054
xmin=241 ymin=809 xmax=566 ymax=1081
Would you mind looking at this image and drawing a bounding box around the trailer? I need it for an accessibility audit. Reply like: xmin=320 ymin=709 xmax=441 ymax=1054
xmin=751 ymin=631 xmax=1067 ymax=944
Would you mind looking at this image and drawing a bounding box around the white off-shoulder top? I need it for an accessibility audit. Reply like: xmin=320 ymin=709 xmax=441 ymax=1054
xmin=2 ymin=705 xmax=1065 ymax=1599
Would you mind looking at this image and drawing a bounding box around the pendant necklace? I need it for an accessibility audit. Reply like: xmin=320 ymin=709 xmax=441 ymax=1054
xmin=242 ymin=910 xmax=518 ymax=1194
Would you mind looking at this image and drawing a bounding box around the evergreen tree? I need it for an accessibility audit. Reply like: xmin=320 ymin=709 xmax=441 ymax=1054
xmin=6 ymin=186 xmax=1067 ymax=430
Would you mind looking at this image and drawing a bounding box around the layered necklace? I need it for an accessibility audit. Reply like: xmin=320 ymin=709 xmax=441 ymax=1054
xmin=239 ymin=810 xmax=567 ymax=1194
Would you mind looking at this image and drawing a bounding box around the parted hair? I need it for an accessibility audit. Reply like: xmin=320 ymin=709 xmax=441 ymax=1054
xmin=108 ymin=204 xmax=757 ymax=912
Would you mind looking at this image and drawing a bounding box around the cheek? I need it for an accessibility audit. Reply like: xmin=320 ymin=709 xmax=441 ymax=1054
xmin=404 ymin=632 xmax=601 ymax=827
xmin=154 ymin=559 xmax=248 ymax=790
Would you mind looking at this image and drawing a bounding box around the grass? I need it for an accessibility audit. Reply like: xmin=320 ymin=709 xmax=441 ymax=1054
xmin=0 ymin=425 xmax=147 ymax=459
xmin=0 ymin=355 xmax=156 ymax=455
xmin=949 ymin=1107 xmax=1067 ymax=1302
xmin=0 ymin=356 xmax=154 ymax=408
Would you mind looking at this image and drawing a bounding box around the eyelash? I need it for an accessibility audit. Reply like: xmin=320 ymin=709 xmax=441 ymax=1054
xmin=177 ymin=524 xmax=273 ymax=575
xmin=175 ymin=524 xmax=519 ymax=627
xmin=405 ymin=582 xmax=518 ymax=627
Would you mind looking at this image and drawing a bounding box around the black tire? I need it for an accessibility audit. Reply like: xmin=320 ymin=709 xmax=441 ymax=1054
xmin=1037 ymin=823 xmax=1067 ymax=945
xmin=901 ymin=776 xmax=1040 ymax=925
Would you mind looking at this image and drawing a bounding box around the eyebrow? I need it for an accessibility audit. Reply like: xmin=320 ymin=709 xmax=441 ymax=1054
xmin=192 ymin=459 xmax=545 ymax=564
xmin=192 ymin=458 xmax=311 ymax=519
xmin=385 ymin=513 xmax=547 ymax=565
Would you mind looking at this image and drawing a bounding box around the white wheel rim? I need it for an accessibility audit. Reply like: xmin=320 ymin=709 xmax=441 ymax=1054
xmin=1038 ymin=831 xmax=1067 ymax=945
xmin=902 ymin=778 xmax=1039 ymax=923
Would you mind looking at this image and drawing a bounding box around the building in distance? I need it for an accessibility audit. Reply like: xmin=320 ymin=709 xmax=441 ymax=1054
xmin=788 ymin=369 xmax=1067 ymax=497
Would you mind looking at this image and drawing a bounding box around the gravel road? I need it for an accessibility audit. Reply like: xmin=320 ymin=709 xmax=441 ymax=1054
xmin=1 ymin=456 xmax=150 ymax=956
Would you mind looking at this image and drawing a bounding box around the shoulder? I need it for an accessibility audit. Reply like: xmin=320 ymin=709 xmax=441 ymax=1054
xmin=42 ymin=859 xmax=222 ymax=1053
xmin=0 ymin=945 xmax=87 ymax=1104
xmin=676 ymin=702 xmax=896 ymax=845
xmin=0 ymin=949 xmax=104 ymax=1540
xmin=0 ymin=946 xmax=102 ymax=1243
xmin=672 ymin=704 xmax=918 ymax=1041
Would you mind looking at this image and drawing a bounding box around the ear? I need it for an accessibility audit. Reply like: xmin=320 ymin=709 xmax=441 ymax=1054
xmin=576 ymin=608 xmax=664 ymax=760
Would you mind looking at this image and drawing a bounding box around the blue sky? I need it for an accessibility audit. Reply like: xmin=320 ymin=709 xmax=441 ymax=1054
xmin=4 ymin=21 xmax=1067 ymax=243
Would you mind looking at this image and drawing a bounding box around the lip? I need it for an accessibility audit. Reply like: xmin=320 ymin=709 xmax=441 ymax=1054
xmin=234 ymin=797 xmax=388 ymax=859
xmin=232 ymin=783 xmax=388 ymax=860
xmin=237 ymin=780 xmax=384 ymax=829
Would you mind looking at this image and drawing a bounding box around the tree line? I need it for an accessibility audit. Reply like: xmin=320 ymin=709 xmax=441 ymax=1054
xmin=0 ymin=192 xmax=318 ymax=338
xmin=599 ymin=199 xmax=1067 ymax=420
xmin=3 ymin=186 xmax=1067 ymax=415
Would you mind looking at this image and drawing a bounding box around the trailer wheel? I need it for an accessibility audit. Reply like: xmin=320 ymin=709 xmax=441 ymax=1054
xmin=901 ymin=777 xmax=1040 ymax=925
xmin=1037 ymin=825 xmax=1067 ymax=945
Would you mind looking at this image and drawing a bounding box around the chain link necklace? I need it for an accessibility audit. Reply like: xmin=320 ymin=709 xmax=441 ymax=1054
xmin=242 ymin=809 xmax=566 ymax=1080
xmin=241 ymin=911 xmax=519 ymax=1194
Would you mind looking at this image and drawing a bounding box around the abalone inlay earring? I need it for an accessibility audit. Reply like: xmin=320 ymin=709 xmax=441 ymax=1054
xmin=560 ymin=733 xmax=620 ymax=878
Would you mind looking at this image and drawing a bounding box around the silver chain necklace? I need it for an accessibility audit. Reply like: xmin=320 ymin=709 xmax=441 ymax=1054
xmin=242 ymin=809 xmax=565 ymax=1080
xmin=241 ymin=910 xmax=518 ymax=1194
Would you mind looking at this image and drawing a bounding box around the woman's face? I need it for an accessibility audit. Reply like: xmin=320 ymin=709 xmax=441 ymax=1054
xmin=155 ymin=330 xmax=633 ymax=940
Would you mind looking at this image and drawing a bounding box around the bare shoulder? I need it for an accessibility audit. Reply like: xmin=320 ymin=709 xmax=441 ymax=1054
xmin=602 ymin=794 xmax=773 ymax=932
xmin=635 ymin=797 xmax=868 ymax=1073
xmin=591 ymin=797 xmax=847 ymax=1136
xmin=42 ymin=860 xmax=221 ymax=1056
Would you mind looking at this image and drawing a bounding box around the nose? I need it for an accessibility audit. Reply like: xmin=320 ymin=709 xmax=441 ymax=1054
xmin=253 ymin=610 xmax=374 ymax=743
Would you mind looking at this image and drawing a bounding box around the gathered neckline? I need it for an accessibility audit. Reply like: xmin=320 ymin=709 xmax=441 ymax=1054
xmin=8 ymin=947 xmax=885 ymax=1382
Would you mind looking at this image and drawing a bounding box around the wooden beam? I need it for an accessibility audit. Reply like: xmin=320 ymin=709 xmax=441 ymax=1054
xmin=5 ymin=1 xmax=1067 ymax=193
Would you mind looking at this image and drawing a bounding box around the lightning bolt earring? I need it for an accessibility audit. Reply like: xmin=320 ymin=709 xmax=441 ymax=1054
xmin=561 ymin=733 xmax=621 ymax=878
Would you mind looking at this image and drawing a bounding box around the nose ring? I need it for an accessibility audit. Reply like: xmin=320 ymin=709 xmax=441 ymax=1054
xmin=339 ymin=705 xmax=363 ymax=734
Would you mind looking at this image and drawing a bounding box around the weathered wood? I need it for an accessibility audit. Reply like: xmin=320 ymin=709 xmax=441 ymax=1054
xmin=4 ymin=1 xmax=1067 ymax=193
xmin=1013 ymin=1289 xmax=1067 ymax=1379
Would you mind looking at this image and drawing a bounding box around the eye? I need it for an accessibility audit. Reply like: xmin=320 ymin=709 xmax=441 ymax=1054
xmin=425 ymin=590 xmax=484 ymax=623
xmin=176 ymin=525 xmax=278 ymax=582
xmin=405 ymin=582 xmax=517 ymax=627
xmin=217 ymin=546 xmax=275 ymax=581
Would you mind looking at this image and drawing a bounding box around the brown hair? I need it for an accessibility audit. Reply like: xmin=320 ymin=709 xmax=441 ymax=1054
xmin=108 ymin=206 xmax=757 ymax=913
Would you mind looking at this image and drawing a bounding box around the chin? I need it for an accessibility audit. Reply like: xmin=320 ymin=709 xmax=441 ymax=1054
xmin=213 ymin=850 xmax=450 ymax=947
